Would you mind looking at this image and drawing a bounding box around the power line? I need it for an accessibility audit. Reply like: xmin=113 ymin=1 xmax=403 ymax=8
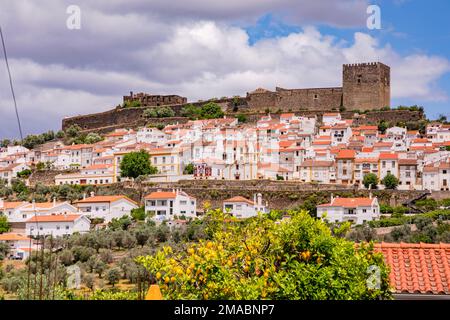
xmin=0 ymin=26 xmax=24 ymax=140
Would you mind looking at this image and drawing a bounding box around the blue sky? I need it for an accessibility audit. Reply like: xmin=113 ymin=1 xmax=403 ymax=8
xmin=245 ymin=0 xmax=450 ymax=120
xmin=1 ymin=0 xmax=450 ymax=139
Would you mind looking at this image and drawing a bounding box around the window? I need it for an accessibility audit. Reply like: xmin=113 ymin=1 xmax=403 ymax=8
xmin=362 ymin=209 xmax=367 ymax=213
xmin=56 ymin=226 xmax=60 ymax=230
xmin=236 ymin=205 xmax=242 ymax=210
xmin=180 ymin=200 xmax=187 ymax=205
xmin=313 ymin=94 xmax=318 ymax=100
xmin=382 ymin=161 xmax=386 ymax=168
xmin=65 ymin=225 xmax=69 ymax=230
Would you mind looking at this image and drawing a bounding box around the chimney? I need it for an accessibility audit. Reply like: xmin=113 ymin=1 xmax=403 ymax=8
xmin=330 ymin=193 xmax=334 ymax=202
xmin=369 ymin=191 xmax=373 ymax=199
xmin=83 ymin=193 xmax=86 ymax=200
xmin=53 ymin=197 xmax=56 ymax=207
xmin=157 ymin=189 xmax=162 ymax=192
xmin=130 ymin=91 xmax=133 ymax=98
xmin=0 ymin=198 xmax=4 ymax=208
xmin=32 ymin=199 xmax=36 ymax=211
xmin=253 ymin=194 xmax=257 ymax=205
xmin=90 ymin=191 xmax=95 ymax=198
xmin=257 ymin=193 xmax=262 ymax=206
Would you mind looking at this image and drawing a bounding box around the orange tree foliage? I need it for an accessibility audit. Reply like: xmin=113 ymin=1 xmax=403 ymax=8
xmin=137 ymin=210 xmax=392 ymax=300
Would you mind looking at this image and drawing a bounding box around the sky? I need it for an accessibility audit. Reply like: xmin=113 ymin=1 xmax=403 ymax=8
xmin=1 ymin=0 xmax=450 ymax=139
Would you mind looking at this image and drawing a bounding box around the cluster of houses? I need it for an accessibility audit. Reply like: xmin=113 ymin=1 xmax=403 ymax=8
xmin=1 ymin=113 xmax=450 ymax=190
xmin=1 ymin=185 xmax=384 ymax=260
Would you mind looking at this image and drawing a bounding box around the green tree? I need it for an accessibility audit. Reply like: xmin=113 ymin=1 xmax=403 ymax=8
xmin=181 ymin=104 xmax=201 ymax=119
xmin=199 ymin=102 xmax=224 ymax=119
xmin=183 ymin=163 xmax=194 ymax=175
xmin=108 ymin=215 xmax=132 ymax=231
xmin=0 ymin=240 xmax=10 ymax=259
xmin=65 ymin=125 xmax=82 ymax=138
xmin=381 ymin=173 xmax=399 ymax=190
xmin=378 ymin=121 xmax=388 ymax=134
xmin=0 ymin=139 xmax=11 ymax=148
xmin=120 ymin=150 xmax=157 ymax=179
xmin=131 ymin=207 xmax=147 ymax=221
xmin=237 ymin=114 xmax=247 ymax=123
xmin=138 ymin=210 xmax=391 ymax=300
xmin=11 ymin=179 xmax=28 ymax=194
xmin=84 ymin=133 xmax=103 ymax=144
xmin=363 ymin=173 xmax=378 ymax=189
xmin=17 ymin=169 xmax=32 ymax=179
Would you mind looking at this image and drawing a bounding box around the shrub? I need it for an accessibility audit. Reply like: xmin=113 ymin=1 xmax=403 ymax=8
xmin=138 ymin=209 xmax=392 ymax=300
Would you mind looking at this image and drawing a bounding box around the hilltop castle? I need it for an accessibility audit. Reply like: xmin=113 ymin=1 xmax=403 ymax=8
xmin=63 ymin=62 xmax=392 ymax=132
xmin=246 ymin=62 xmax=390 ymax=112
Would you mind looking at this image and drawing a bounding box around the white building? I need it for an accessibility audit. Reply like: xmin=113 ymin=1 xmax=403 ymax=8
xmin=25 ymin=214 xmax=91 ymax=237
xmin=75 ymin=194 xmax=139 ymax=222
xmin=144 ymin=189 xmax=196 ymax=222
xmin=7 ymin=200 xmax=78 ymax=223
xmin=317 ymin=196 xmax=380 ymax=225
xmin=223 ymin=194 xmax=269 ymax=218
xmin=0 ymin=233 xmax=35 ymax=260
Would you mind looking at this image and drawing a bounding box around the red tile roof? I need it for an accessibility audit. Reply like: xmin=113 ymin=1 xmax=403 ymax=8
xmin=374 ymin=242 xmax=450 ymax=295
xmin=318 ymin=197 xmax=375 ymax=208
xmin=26 ymin=214 xmax=82 ymax=223
xmin=336 ymin=149 xmax=356 ymax=159
xmin=223 ymin=196 xmax=254 ymax=205
xmin=379 ymin=153 xmax=399 ymax=160
xmin=75 ymin=195 xmax=138 ymax=205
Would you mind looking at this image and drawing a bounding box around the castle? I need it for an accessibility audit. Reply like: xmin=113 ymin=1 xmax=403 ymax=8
xmin=246 ymin=62 xmax=390 ymax=112
xmin=63 ymin=62 xmax=393 ymax=132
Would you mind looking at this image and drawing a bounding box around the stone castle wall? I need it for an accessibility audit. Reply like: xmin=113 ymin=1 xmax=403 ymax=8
xmin=62 ymin=62 xmax=395 ymax=132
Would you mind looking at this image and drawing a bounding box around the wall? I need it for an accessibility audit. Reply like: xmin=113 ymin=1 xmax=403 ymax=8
xmin=343 ymin=62 xmax=391 ymax=111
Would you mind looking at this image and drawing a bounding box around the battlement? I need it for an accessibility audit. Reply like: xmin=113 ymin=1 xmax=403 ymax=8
xmin=343 ymin=62 xmax=384 ymax=67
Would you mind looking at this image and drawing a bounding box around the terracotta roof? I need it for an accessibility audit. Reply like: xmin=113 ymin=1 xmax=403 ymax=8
xmin=379 ymin=153 xmax=399 ymax=160
xmin=145 ymin=191 xmax=177 ymax=200
xmin=1 ymin=201 xmax=27 ymax=210
xmin=318 ymin=197 xmax=375 ymax=208
xmin=26 ymin=214 xmax=82 ymax=223
xmin=223 ymin=196 xmax=255 ymax=205
xmin=374 ymin=242 xmax=450 ymax=295
xmin=75 ymin=195 xmax=138 ymax=205
xmin=336 ymin=149 xmax=356 ymax=159
xmin=0 ymin=233 xmax=31 ymax=241
xmin=301 ymin=160 xmax=334 ymax=167
xmin=398 ymin=159 xmax=418 ymax=165
xmin=355 ymin=158 xmax=378 ymax=164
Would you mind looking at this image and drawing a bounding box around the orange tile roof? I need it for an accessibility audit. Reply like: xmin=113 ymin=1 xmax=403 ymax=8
xmin=75 ymin=195 xmax=138 ymax=205
xmin=26 ymin=214 xmax=82 ymax=223
xmin=336 ymin=149 xmax=356 ymax=159
xmin=0 ymin=233 xmax=31 ymax=241
xmin=144 ymin=191 xmax=177 ymax=200
xmin=379 ymin=153 xmax=399 ymax=160
xmin=223 ymin=196 xmax=255 ymax=205
xmin=301 ymin=160 xmax=334 ymax=167
xmin=374 ymin=242 xmax=450 ymax=295
xmin=318 ymin=197 xmax=375 ymax=208
xmin=1 ymin=201 xmax=27 ymax=210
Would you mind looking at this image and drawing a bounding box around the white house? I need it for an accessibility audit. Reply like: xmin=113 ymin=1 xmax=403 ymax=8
xmin=317 ymin=196 xmax=380 ymax=225
xmin=7 ymin=200 xmax=78 ymax=223
xmin=223 ymin=194 xmax=269 ymax=218
xmin=25 ymin=214 xmax=91 ymax=237
xmin=0 ymin=232 xmax=35 ymax=260
xmin=144 ymin=189 xmax=196 ymax=222
xmin=75 ymin=194 xmax=139 ymax=222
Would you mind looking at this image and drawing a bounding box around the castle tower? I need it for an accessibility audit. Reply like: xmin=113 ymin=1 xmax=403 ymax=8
xmin=342 ymin=62 xmax=390 ymax=111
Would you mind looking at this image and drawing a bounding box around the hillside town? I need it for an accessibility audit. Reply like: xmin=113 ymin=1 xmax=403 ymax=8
xmin=1 ymin=112 xmax=450 ymax=190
